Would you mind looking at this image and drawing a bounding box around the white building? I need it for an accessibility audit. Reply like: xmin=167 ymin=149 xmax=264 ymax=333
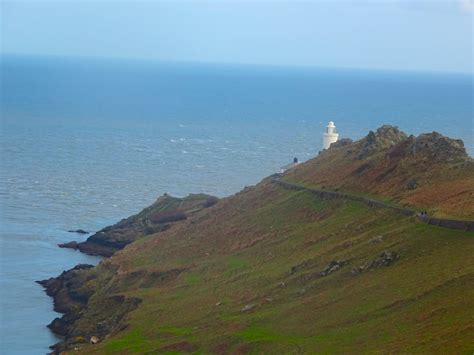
xmin=323 ymin=121 xmax=339 ymax=149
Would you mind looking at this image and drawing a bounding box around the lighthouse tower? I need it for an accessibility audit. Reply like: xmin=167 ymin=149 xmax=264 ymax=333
xmin=323 ymin=121 xmax=339 ymax=149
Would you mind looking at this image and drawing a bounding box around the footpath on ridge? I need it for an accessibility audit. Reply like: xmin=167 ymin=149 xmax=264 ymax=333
xmin=272 ymin=176 xmax=474 ymax=232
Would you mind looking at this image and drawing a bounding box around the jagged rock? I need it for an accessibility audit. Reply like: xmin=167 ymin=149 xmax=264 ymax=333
xmin=320 ymin=260 xmax=347 ymax=277
xmin=331 ymin=138 xmax=353 ymax=148
xmin=411 ymin=132 xmax=467 ymax=161
xmin=90 ymin=336 xmax=100 ymax=344
xmin=358 ymin=125 xmax=408 ymax=159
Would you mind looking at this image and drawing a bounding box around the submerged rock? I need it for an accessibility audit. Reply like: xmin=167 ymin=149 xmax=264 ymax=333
xmin=68 ymin=229 xmax=89 ymax=234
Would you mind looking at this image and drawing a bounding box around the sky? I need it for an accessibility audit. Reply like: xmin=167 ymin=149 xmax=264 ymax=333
xmin=0 ymin=0 xmax=473 ymax=73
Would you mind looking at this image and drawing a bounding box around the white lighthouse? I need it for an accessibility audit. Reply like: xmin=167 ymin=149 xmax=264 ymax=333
xmin=323 ymin=121 xmax=339 ymax=149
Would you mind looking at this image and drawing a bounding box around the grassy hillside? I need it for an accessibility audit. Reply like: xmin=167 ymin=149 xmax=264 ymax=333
xmin=52 ymin=182 xmax=473 ymax=353
xmin=43 ymin=126 xmax=474 ymax=354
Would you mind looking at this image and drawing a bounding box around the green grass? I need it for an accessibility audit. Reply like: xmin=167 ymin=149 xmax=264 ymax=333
xmin=158 ymin=325 xmax=194 ymax=336
xmin=105 ymin=329 xmax=152 ymax=354
xmin=73 ymin=181 xmax=474 ymax=354
xmin=184 ymin=273 xmax=200 ymax=286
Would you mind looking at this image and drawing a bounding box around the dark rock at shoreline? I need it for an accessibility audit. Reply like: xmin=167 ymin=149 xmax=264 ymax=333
xmin=58 ymin=241 xmax=79 ymax=250
xmin=38 ymin=263 xmax=142 ymax=354
xmin=37 ymin=264 xmax=94 ymax=312
xmin=62 ymin=193 xmax=218 ymax=257
xmin=68 ymin=229 xmax=89 ymax=234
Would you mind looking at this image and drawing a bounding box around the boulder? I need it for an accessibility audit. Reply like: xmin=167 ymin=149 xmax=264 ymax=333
xmin=320 ymin=260 xmax=347 ymax=277
xmin=369 ymin=251 xmax=400 ymax=268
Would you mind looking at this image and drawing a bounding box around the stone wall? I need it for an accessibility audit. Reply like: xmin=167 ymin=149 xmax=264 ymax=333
xmin=273 ymin=178 xmax=473 ymax=232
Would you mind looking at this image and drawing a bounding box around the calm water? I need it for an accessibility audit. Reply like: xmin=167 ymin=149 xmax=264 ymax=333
xmin=0 ymin=55 xmax=472 ymax=354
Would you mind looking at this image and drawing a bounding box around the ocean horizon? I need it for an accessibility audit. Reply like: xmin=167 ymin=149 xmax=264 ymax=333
xmin=1 ymin=55 xmax=473 ymax=354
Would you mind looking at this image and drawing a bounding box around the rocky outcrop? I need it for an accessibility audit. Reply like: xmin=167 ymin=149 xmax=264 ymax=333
xmin=331 ymin=138 xmax=353 ymax=148
xmin=411 ymin=132 xmax=467 ymax=162
xmin=320 ymin=260 xmax=347 ymax=277
xmin=352 ymin=251 xmax=400 ymax=275
xmin=59 ymin=193 xmax=218 ymax=257
xmin=38 ymin=263 xmax=142 ymax=354
xmin=358 ymin=125 xmax=408 ymax=159
xmin=37 ymin=264 xmax=97 ymax=340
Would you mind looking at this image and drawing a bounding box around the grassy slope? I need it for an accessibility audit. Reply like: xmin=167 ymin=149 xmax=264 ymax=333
xmin=285 ymin=136 xmax=474 ymax=220
xmin=74 ymin=177 xmax=474 ymax=354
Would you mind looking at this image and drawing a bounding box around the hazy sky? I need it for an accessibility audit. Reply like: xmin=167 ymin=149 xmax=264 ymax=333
xmin=1 ymin=0 xmax=473 ymax=73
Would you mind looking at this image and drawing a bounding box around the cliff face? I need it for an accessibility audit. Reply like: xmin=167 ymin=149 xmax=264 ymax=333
xmin=41 ymin=126 xmax=474 ymax=354
xmin=59 ymin=193 xmax=218 ymax=256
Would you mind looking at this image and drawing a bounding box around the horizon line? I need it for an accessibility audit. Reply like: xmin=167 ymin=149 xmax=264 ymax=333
xmin=2 ymin=52 xmax=473 ymax=77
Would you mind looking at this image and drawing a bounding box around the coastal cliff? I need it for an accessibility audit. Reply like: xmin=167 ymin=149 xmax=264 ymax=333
xmin=59 ymin=193 xmax=218 ymax=256
xmin=40 ymin=126 xmax=474 ymax=354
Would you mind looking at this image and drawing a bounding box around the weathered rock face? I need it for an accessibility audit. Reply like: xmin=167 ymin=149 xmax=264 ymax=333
xmin=59 ymin=193 xmax=218 ymax=257
xmin=358 ymin=125 xmax=408 ymax=159
xmin=331 ymin=138 xmax=353 ymax=149
xmin=411 ymin=132 xmax=467 ymax=162
xmin=37 ymin=265 xmax=96 ymax=338
xmin=38 ymin=263 xmax=143 ymax=354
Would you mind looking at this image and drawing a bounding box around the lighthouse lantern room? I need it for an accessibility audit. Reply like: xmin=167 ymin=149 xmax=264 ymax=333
xmin=323 ymin=121 xmax=339 ymax=149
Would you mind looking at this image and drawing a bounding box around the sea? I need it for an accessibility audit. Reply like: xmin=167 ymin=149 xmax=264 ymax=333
xmin=0 ymin=55 xmax=472 ymax=354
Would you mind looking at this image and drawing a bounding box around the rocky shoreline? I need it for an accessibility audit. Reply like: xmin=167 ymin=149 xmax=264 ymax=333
xmin=37 ymin=263 xmax=141 ymax=353
xmin=38 ymin=193 xmax=218 ymax=353
xmin=58 ymin=193 xmax=217 ymax=257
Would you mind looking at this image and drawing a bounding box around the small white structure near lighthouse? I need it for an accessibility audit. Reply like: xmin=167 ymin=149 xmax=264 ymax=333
xmin=323 ymin=121 xmax=339 ymax=149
